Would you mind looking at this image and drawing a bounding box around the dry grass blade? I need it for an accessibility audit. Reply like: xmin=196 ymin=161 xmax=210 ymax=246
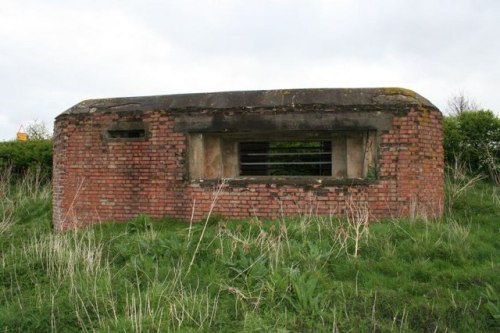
xmin=0 ymin=200 xmax=14 ymax=235
xmin=446 ymin=173 xmax=484 ymax=214
xmin=186 ymin=179 xmax=227 ymax=276
xmin=339 ymin=197 xmax=370 ymax=258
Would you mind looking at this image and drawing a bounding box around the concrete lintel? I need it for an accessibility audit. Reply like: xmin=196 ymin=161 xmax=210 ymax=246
xmin=175 ymin=112 xmax=393 ymax=133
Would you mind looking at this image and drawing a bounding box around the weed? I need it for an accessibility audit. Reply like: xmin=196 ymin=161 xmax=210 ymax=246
xmin=445 ymin=172 xmax=484 ymax=215
xmin=483 ymin=283 xmax=500 ymax=321
xmin=0 ymin=170 xmax=498 ymax=332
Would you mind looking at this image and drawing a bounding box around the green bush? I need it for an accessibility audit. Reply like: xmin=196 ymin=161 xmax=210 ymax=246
xmin=0 ymin=140 xmax=53 ymax=179
xmin=444 ymin=110 xmax=500 ymax=182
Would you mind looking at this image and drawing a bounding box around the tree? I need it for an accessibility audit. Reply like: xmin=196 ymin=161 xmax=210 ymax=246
xmin=26 ymin=119 xmax=52 ymax=141
xmin=446 ymin=91 xmax=480 ymax=116
xmin=444 ymin=110 xmax=500 ymax=184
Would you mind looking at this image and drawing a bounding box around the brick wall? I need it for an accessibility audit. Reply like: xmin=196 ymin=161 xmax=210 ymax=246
xmin=53 ymin=105 xmax=443 ymax=230
xmin=186 ymin=107 xmax=443 ymax=221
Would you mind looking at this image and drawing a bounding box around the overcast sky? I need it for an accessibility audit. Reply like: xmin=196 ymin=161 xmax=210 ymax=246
xmin=1 ymin=0 xmax=499 ymax=140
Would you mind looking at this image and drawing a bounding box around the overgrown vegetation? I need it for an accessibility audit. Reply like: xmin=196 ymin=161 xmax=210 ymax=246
xmin=0 ymin=140 xmax=52 ymax=179
xmin=444 ymin=110 xmax=500 ymax=185
xmin=0 ymin=101 xmax=497 ymax=331
xmin=0 ymin=168 xmax=498 ymax=332
xmin=0 ymin=119 xmax=53 ymax=180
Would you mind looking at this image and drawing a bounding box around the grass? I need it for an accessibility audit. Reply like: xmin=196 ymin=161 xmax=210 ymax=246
xmin=0 ymin=170 xmax=499 ymax=332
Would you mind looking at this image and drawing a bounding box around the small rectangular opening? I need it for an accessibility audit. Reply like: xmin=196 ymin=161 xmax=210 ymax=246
xmin=107 ymin=129 xmax=145 ymax=139
xmin=239 ymin=141 xmax=332 ymax=176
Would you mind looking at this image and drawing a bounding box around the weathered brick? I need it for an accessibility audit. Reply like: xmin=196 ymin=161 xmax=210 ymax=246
xmin=53 ymin=88 xmax=444 ymax=230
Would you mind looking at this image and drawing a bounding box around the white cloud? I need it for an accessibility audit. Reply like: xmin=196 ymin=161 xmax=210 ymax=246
xmin=0 ymin=0 xmax=499 ymax=140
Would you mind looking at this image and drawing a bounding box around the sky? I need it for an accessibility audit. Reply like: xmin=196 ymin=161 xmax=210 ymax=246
xmin=1 ymin=0 xmax=499 ymax=140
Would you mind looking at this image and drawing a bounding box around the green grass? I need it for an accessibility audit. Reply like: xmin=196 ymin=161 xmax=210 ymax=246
xmin=0 ymin=172 xmax=498 ymax=332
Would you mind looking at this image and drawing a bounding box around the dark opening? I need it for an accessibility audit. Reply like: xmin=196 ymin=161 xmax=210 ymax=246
xmin=107 ymin=129 xmax=146 ymax=139
xmin=239 ymin=141 xmax=332 ymax=176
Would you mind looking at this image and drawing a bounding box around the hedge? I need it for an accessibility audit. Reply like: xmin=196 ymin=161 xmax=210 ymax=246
xmin=0 ymin=140 xmax=53 ymax=179
xmin=443 ymin=110 xmax=500 ymax=183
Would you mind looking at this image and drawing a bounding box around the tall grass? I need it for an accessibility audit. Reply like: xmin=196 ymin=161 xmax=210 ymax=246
xmin=0 ymin=167 xmax=14 ymax=235
xmin=0 ymin=169 xmax=498 ymax=332
xmin=0 ymin=166 xmax=51 ymax=236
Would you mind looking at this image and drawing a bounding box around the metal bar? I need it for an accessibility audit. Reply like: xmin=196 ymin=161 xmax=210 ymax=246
xmin=241 ymin=161 xmax=332 ymax=166
xmin=242 ymin=152 xmax=331 ymax=156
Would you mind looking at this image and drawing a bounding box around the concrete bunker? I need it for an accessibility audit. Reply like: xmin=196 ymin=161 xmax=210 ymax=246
xmin=53 ymin=88 xmax=444 ymax=230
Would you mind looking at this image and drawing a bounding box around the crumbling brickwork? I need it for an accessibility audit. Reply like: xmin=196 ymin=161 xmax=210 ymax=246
xmin=53 ymin=88 xmax=443 ymax=230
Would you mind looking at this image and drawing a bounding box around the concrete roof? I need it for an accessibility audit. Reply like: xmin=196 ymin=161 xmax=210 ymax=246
xmin=58 ymin=87 xmax=437 ymax=117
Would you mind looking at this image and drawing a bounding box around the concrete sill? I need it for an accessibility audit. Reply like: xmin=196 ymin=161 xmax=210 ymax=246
xmin=190 ymin=176 xmax=377 ymax=187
